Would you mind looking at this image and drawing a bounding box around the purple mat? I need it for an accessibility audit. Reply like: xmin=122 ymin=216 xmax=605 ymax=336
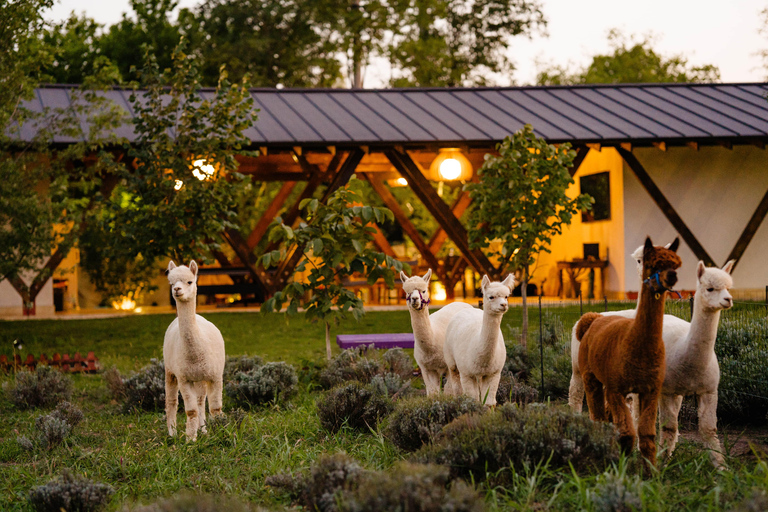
xmin=336 ymin=333 xmax=415 ymax=350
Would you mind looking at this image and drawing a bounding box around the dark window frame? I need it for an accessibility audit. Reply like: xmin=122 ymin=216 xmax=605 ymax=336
xmin=580 ymin=171 xmax=611 ymax=222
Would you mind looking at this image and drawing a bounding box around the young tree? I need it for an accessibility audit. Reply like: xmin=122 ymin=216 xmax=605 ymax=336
xmin=465 ymin=125 xmax=592 ymax=347
xmin=80 ymin=42 xmax=257 ymax=302
xmin=0 ymin=0 xmax=126 ymax=314
xmin=537 ymin=30 xmax=720 ymax=85
xmin=262 ymin=177 xmax=406 ymax=360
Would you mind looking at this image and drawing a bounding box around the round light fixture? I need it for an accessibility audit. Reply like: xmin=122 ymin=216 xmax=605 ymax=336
xmin=428 ymin=148 xmax=472 ymax=181
xmin=439 ymin=158 xmax=462 ymax=180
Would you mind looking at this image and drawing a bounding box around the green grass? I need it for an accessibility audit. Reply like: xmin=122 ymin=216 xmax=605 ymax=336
xmin=2 ymin=309 xmax=768 ymax=511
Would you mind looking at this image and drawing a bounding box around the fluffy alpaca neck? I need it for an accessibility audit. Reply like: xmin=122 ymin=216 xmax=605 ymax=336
xmin=408 ymin=306 xmax=435 ymax=346
xmin=176 ymin=298 xmax=205 ymax=355
xmin=475 ymin=310 xmax=503 ymax=367
xmin=680 ymin=297 xmax=721 ymax=364
xmin=629 ymin=282 xmax=666 ymax=352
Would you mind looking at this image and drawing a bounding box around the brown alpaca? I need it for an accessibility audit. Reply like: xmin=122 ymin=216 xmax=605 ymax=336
xmin=577 ymin=237 xmax=682 ymax=468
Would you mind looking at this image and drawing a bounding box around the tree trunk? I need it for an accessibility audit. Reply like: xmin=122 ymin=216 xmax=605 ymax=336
xmin=325 ymin=321 xmax=332 ymax=360
xmin=9 ymin=276 xmax=36 ymax=317
xmin=521 ymin=266 xmax=528 ymax=348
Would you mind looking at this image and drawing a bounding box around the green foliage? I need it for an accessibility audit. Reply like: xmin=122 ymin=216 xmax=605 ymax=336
xmin=6 ymin=366 xmax=73 ymax=409
xmin=341 ymin=462 xmax=485 ymax=512
xmin=384 ymin=394 xmax=483 ymax=452
xmin=414 ymin=404 xmax=619 ymax=483
xmin=467 ymin=124 xmax=592 ymax=274
xmin=537 ymin=30 xmax=720 ymax=85
xmin=316 ymin=381 xmax=394 ymax=433
xmin=319 ymin=347 xmax=413 ymax=389
xmin=262 ymin=177 xmax=405 ymax=348
xmin=129 ymin=492 xmax=260 ymax=512
xmin=389 ymin=0 xmax=545 ymax=87
xmin=224 ymin=361 xmax=298 ymax=408
xmin=223 ymin=354 xmax=265 ymax=381
xmin=29 ymin=471 xmax=113 ymax=512
xmin=80 ymin=41 xmax=256 ymax=293
xmin=495 ymin=372 xmax=539 ymax=406
xmin=120 ymin=359 xmax=166 ymax=412
xmin=591 ymin=470 xmax=643 ymax=512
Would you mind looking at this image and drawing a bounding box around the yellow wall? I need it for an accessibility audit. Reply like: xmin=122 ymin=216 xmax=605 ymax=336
xmin=532 ymin=147 xmax=626 ymax=298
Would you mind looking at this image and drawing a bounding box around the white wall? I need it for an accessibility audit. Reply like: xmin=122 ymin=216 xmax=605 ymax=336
xmin=0 ymin=277 xmax=54 ymax=317
xmin=623 ymin=145 xmax=768 ymax=294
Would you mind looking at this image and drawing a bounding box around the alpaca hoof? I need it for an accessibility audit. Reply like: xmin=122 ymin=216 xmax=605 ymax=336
xmin=168 ymin=427 xmax=176 ymax=437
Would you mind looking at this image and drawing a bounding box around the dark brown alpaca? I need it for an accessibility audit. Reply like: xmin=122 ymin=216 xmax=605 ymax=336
xmin=577 ymin=237 xmax=682 ymax=468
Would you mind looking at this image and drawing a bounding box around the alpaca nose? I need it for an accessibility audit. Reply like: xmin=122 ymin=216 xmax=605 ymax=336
xmin=665 ymin=270 xmax=678 ymax=287
xmin=724 ymin=295 xmax=733 ymax=307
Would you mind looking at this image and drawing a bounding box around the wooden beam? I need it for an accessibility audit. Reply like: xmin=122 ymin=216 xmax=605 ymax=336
xmin=652 ymin=141 xmax=666 ymax=151
xmin=620 ymin=142 xmax=632 ymax=151
xmin=618 ymin=148 xmax=715 ymax=267
xmin=586 ymin=143 xmax=601 ymax=152
xmin=428 ymin=191 xmax=473 ymax=254
xmin=686 ymin=141 xmax=699 ymax=151
xmin=247 ymin=181 xmax=298 ymax=250
xmin=725 ymin=186 xmax=768 ymax=271
xmin=221 ymin=229 xmax=271 ymax=294
xmin=369 ymin=223 xmax=396 ymax=257
xmin=567 ymin=146 xmax=590 ymax=177
xmin=363 ymin=173 xmax=442 ymax=277
xmin=718 ymin=140 xmax=733 ymax=150
xmin=385 ymin=148 xmax=497 ymax=278
xmin=752 ymin=139 xmax=766 ymax=150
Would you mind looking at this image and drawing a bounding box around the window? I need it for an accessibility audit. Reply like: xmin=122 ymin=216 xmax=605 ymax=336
xmin=580 ymin=172 xmax=610 ymax=222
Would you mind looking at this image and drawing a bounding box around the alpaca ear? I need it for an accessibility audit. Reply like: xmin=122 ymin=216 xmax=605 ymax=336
xmin=400 ymin=271 xmax=408 ymax=283
xmin=167 ymin=261 xmax=176 ymax=273
xmin=502 ymin=274 xmax=516 ymax=289
xmin=669 ymin=237 xmax=680 ymax=252
xmin=643 ymin=237 xmax=653 ymax=255
xmin=722 ymin=259 xmax=735 ymax=274
xmin=422 ymin=269 xmax=432 ymax=283
xmin=481 ymin=275 xmax=491 ymax=291
xmin=697 ymin=261 xmax=706 ymax=280
xmin=189 ymin=260 xmax=198 ymax=277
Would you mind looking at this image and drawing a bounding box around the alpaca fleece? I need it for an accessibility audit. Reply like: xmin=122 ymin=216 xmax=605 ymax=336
xmin=577 ymin=237 xmax=681 ymax=468
xmin=163 ymin=260 xmax=226 ymax=441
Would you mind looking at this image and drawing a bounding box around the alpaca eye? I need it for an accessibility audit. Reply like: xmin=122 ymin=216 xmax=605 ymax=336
xmin=188 ymin=281 xmax=193 ymax=285
xmin=489 ymin=296 xmax=494 ymax=300
xmin=707 ymin=287 xmax=714 ymax=292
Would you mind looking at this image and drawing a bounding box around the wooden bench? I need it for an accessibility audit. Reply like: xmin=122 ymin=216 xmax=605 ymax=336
xmin=336 ymin=333 xmax=415 ymax=350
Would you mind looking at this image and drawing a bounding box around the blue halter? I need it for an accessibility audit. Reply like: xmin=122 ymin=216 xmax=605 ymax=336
xmin=406 ymin=290 xmax=430 ymax=310
xmin=643 ymin=271 xmax=682 ymax=298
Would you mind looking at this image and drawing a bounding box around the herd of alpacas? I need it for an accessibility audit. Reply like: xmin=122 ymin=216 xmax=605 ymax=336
xmin=162 ymin=236 xmax=735 ymax=470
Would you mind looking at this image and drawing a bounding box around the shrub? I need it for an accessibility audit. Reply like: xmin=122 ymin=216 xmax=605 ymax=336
xmin=495 ymin=373 xmax=539 ymax=406
xmin=341 ymin=462 xmax=484 ymax=512
xmin=225 ymin=362 xmax=298 ymax=407
xmin=127 ymin=493 xmax=261 ymax=512
xmin=36 ymin=414 xmax=72 ymax=450
xmin=223 ymin=355 xmax=264 ymax=381
xmin=206 ymin=408 xmax=247 ymax=434
xmin=591 ymin=472 xmax=643 ymax=512
xmin=121 ymin=359 xmax=166 ymax=412
xmin=317 ymin=382 xmax=393 ymax=433
xmin=7 ymin=366 xmax=72 ymax=409
xmin=733 ymin=489 xmax=768 ymax=512
xmin=103 ymin=367 xmax=126 ymax=400
xmin=29 ymin=470 xmax=113 ymax=512
xmin=526 ymin=344 xmax=572 ymax=400
xmin=382 ymin=348 xmax=414 ymax=380
xmin=267 ymin=453 xmax=364 ymax=512
xmin=384 ymin=395 xmax=483 ymax=452
xmin=319 ymin=348 xmax=384 ymax=389
xmin=50 ymin=401 xmax=84 ymax=428
xmin=368 ymin=373 xmax=413 ymax=399
xmin=503 ymin=342 xmax=530 ymax=380
xmin=413 ymin=403 xmax=619 ymax=483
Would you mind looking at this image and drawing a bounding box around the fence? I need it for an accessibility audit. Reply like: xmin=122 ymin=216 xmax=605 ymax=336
xmin=520 ymin=295 xmax=768 ymax=421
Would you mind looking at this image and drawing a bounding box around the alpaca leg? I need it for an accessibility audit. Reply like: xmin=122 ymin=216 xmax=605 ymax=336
xmin=659 ymin=394 xmax=682 ymax=459
xmin=480 ymin=373 xmax=502 ymax=407
xmin=568 ymin=371 xmax=585 ymax=413
xmin=582 ymin=373 xmax=606 ymax=421
xmin=207 ymin=379 xmax=224 ymax=417
xmin=698 ymin=392 xmax=725 ymax=469
xmin=460 ymin=374 xmax=481 ymax=402
xmin=637 ymin=391 xmax=661 ymax=468
xmin=606 ymin=390 xmax=636 ymax=455
xmin=165 ymin=371 xmax=179 ymax=437
xmin=441 ymin=371 xmax=452 ymax=395
xmin=447 ymin=367 xmax=462 ymax=396
xmin=179 ymin=381 xmax=200 ymax=441
xmin=195 ymin=382 xmax=207 ymax=434
xmin=423 ymin=369 xmax=440 ymax=396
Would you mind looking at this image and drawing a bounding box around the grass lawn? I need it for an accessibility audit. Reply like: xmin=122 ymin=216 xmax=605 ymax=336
xmin=2 ymin=308 xmax=768 ymax=511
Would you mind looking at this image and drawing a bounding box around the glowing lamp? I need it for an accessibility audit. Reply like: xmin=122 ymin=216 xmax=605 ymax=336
xmin=192 ymin=159 xmax=216 ymax=181
xmin=428 ymin=148 xmax=472 ymax=181
xmin=387 ymin=177 xmax=409 ymax=187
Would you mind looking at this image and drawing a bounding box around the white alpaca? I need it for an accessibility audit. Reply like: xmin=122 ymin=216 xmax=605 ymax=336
xmin=400 ymin=269 xmax=473 ymax=395
xmin=443 ymin=275 xmax=515 ymax=405
xmin=163 ymin=260 xmax=226 ymax=441
xmin=568 ymin=249 xmax=734 ymax=467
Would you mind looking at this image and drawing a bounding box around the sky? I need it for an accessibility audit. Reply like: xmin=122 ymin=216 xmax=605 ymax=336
xmin=44 ymin=0 xmax=768 ymax=87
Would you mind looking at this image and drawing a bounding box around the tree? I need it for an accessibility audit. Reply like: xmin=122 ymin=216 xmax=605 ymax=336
xmin=389 ymin=0 xmax=546 ymax=87
xmin=183 ymin=0 xmax=342 ymax=87
xmin=79 ymin=42 xmax=257 ymax=303
xmin=465 ymin=125 xmax=592 ymax=347
xmin=40 ymin=13 xmax=116 ymax=84
xmin=0 ymin=0 xmax=126 ymax=314
xmin=537 ymin=30 xmax=720 ymax=85
xmin=262 ymin=177 xmax=406 ymax=360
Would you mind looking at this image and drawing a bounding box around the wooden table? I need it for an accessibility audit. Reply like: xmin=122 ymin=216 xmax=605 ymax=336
xmin=557 ymin=259 xmax=609 ymax=299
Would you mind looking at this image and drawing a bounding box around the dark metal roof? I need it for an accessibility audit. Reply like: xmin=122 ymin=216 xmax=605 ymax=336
xmin=22 ymin=82 xmax=768 ymax=148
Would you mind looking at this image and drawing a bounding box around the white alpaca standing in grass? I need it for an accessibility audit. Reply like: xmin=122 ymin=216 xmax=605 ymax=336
xmin=164 ymin=260 xmax=226 ymax=441
xmin=443 ymin=275 xmax=515 ymax=405
xmin=401 ymin=269 xmax=473 ymax=395
xmin=568 ymin=248 xmax=734 ymax=467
